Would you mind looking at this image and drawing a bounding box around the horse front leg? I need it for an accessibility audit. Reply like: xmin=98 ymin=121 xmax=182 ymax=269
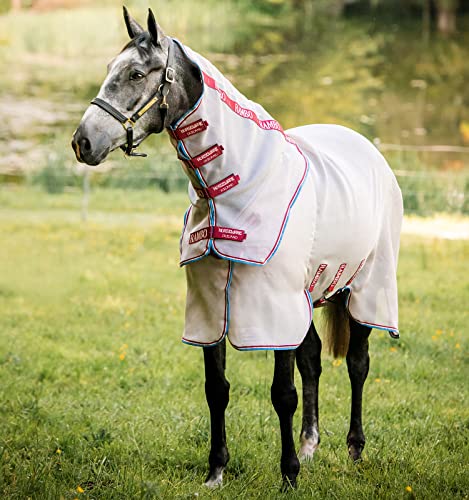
xmin=271 ymin=350 xmax=300 ymax=489
xmin=203 ymin=339 xmax=230 ymax=487
xmin=296 ymin=322 xmax=322 ymax=461
xmin=346 ymin=320 xmax=371 ymax=461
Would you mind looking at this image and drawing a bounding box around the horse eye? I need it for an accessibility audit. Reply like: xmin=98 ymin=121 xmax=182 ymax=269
xmin=130 ymin=71 xmax=145 ymax=81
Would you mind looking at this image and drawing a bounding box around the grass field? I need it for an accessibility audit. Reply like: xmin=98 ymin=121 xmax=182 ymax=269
xmin=0 ymin=186 xmax=468 ymax=499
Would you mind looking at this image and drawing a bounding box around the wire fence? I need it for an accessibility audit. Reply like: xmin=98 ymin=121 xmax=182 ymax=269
xmin=1 ymin=143 xmax=468 ymax=217
xmin=375 ymin=143 xmax=469 ymax=216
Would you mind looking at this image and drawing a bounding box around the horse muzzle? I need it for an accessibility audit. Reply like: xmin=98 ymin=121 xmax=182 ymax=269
xmin=71 ymin=126 xmax=111 ymax=166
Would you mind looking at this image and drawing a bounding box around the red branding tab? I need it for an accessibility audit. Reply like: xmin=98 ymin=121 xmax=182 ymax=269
xmin=327 ymin=263 xmax=347 ymax=293
xmin=189 ymin=227 xmax=210 ymax=244
xmin=189 ymin=226 xmax=246 ymax=244
xmin=346 ymin=259 xmax=366 ymax=286
xmin=308 ymin=263 xmax=328 ymax=292
xmin=195 ymin=174 xmax=240 ymax=198
xmin=175 ymin=119 xmax=208 ymax=139
xmin=212 ymin=226 xmax=246 ymax=242
xmin=191 ymin=144 xmax=224 ymax=168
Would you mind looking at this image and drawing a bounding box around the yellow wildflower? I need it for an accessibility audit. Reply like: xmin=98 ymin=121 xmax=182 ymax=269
xmin=455 ymin=343 xmax=460 ymax=349
xmin=435 ymin=329 xmax=443 ymax=336
xmin=77 ymin=486 xmax=84 ymax=493
xmin=375 ymin=378 xmax=381 ymax=383
xmin=56 ymin=448 xmax=62 ymax=455
xmin=389 ymin=347 xmax=397 ymax=353
xmin=431 ymin=335 xmax=437 ymax=341
xmin=405 ymin=485 xmax=412 ymax=493
xmin=332 ymin=359 xmax=342 ymax=367
xmin=119 ymin=352 xmax=126 ymax=361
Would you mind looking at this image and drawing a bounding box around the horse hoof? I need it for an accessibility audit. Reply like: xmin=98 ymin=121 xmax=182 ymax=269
xmin=281 ymin=477 xmax=297 ymax=492
xmin=348 ymin=444 xmax=363 ymax=462
xmin=204 ymin=467 xmax=224 ymax=488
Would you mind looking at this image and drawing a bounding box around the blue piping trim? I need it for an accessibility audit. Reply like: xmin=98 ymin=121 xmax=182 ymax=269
xmin=207 ymin=198 xmax=216 ymax=225
xmin=233 ymin=345 xmax=299 ymax=352
xmin=225 ymin=261 xmax=233 ymax=336
xmin=305 ymin=288 xmax=314 ymax=324
xmin=194 ymin=168 xmax=208 ymax=189
xmin=182 ymin=206 xmax=190 ymax=226
xmin=177 ymin=141 xmax=191 ymax=160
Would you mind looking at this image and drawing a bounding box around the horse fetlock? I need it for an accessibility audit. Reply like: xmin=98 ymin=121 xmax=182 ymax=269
xmin=298 ymin=429 xmax=320 ymax=461
xmin=204 ymin=466 xmax=224 ymax=488
xmin=209 ymin=447 xmax=230 ymax=469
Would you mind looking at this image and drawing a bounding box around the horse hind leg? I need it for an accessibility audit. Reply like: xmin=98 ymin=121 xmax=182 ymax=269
xmin=346 ymin=320 xmax=371 ymax=461
xmin=271 ymin=350 xmax=300 ymax=489
xmin=296 ymin=322 xmax=322 ymax=461
xmin=203 ymin=339 xmax=230 ymax=487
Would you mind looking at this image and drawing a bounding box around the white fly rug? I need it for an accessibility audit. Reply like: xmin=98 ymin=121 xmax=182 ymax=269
xmin=168 ymin=40 xmax=403 ymax=350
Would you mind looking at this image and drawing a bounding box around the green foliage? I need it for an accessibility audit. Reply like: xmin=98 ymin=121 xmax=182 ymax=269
xmin=31 ymin=153 xmax=76 ymax=194
xmin=0 ymin=187 xmax=467 ymax=498
xmin=0 ymin=0 xmax=10 ymax=15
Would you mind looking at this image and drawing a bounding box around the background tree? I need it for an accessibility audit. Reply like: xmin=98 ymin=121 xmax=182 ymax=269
xmin=435 ymin=0 xmax=459 ymax=36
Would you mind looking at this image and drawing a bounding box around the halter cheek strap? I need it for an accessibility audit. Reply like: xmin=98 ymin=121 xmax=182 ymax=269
xmin=91 ymin=38 xmax=176 ymax=157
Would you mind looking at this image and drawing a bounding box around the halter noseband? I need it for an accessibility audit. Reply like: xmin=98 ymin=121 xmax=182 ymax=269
xmin=90 ymin=38 xmax=176 ymax=158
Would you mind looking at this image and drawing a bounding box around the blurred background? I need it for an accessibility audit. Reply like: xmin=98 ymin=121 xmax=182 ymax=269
xmin=0 ymin=0 xmax=468 ymax=216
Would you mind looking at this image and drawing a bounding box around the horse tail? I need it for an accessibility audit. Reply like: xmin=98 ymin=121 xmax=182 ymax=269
xmin=322 ymin=292 xmax=350 ymax=358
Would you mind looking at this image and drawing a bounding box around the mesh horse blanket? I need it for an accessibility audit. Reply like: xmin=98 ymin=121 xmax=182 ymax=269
xmin=168 ymin=41 xmax=403 ymax=350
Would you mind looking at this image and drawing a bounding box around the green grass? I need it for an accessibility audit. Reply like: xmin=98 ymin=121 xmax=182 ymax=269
xmin=0 ymin=187 xmax=467 ymax=499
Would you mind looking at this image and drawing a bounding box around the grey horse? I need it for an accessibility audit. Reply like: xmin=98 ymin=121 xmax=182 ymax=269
xmin=72 ymin=7 xmax=402 ymax=490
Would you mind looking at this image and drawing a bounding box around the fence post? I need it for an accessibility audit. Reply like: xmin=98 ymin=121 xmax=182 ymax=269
xmin=81 ymin=168 xmax=90 ymax=222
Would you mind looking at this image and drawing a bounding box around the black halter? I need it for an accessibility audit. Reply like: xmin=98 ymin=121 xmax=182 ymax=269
xmin=91 ymin=38 xmax=176 ymax=157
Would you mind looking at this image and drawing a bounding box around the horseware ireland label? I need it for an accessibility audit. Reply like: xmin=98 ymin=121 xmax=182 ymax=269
xmin=213 ymin=226 xmax=246 ymax=241
xmin=189 ymin=226 xmax=246 ymax=244
xmin=191 ymin=144 xmax=224 ymax=167
xmin=195 ymin=174 xmax=240 ymax=198
xmin=174 ymin=119 xmax=209 ymax=139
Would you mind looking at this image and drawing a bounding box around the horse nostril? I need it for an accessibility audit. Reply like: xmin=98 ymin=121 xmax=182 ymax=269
xmin=80 ymin=137 xmax=92 ymax=152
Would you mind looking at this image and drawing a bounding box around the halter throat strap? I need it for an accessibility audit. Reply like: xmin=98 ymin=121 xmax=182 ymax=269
xmin=90 ymin=38 xmax=176 ymax=157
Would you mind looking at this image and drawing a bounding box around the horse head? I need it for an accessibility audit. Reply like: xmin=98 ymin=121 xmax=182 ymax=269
xmin=71 ymin=7 xmax=200 ymax=165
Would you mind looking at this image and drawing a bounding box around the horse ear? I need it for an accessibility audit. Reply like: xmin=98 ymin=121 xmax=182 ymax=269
xmin=123 ymin=6 xmax=144 ymax=39
xmin=147 ymin=8 xmax=163 ymax=47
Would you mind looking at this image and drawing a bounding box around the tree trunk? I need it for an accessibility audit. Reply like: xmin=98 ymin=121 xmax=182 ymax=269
xmin=422 ymin=0 xmax=431 ymax=45
xmin=435 ymin=0 xmax=458 ymax=36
